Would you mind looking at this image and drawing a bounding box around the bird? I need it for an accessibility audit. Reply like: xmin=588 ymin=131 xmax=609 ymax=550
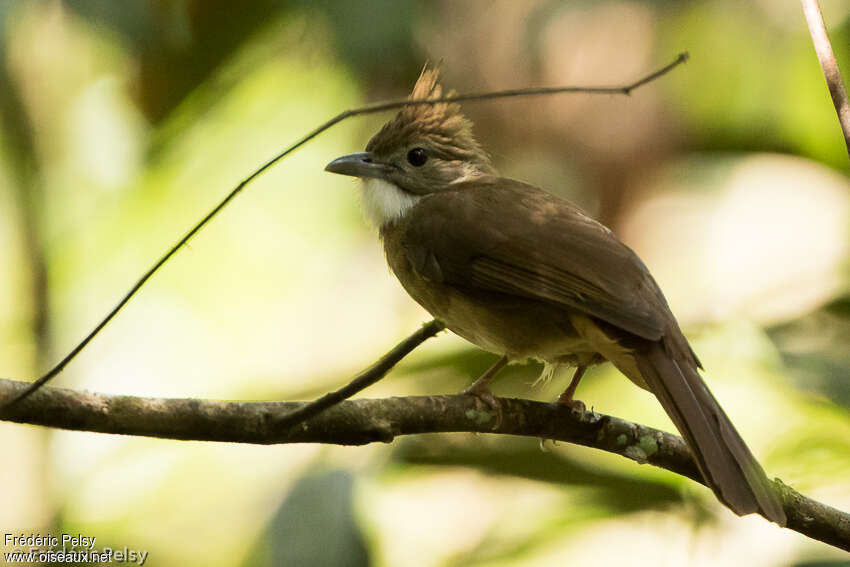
xmin=324 ymin=66 xmax=786 ymax=526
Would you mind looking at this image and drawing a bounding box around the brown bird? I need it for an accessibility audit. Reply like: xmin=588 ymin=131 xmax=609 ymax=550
xmin=325 ymin=67 xmax=786 ymax=525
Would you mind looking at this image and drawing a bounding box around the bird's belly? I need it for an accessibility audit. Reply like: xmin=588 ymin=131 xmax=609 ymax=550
xmin=398 ymin=275 xmax=599 ymax=365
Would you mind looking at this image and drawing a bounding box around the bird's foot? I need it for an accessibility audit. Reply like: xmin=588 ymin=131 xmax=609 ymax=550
xmin=463 ymin=382 xmax=503 ymax=429
xmin=556 ymin=392 xmax=586 ymax=417
xmin=462 ymin=355 xmax=508 ymax=429
xmin=555 ymin=365 xmax=587 ymax=416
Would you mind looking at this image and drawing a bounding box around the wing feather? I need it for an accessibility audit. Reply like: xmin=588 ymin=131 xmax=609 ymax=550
xmin=400 ymin=177 xmax=669 ymax=341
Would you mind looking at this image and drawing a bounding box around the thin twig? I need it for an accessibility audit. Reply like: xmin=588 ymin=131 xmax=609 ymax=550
xmin=801 ymin=0 xmax=850 ymax=158
xmin=0 ymin=378 xmax=847 ymax=551
xmin=1 ymin=53 xmax=689 ymax=408
xmin=272 ymin=319 xmax=445 ymax=429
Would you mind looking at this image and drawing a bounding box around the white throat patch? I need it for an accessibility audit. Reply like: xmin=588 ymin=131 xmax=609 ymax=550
xmin=359 ymin=178 xmax=422 ymax=227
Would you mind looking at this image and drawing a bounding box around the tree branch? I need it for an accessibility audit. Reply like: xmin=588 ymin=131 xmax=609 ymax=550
xmin=1 ymin=377 xmax=848 ymax=551
xmin=801 ymin=0 xmax=850 ymax=158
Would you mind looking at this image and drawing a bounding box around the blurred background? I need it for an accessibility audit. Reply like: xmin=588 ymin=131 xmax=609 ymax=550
xmin=1 ymin=0 xmax=849 ymax=565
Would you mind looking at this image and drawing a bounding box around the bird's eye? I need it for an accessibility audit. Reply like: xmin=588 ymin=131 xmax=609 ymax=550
xmin=407 ymin=147 xmax=428 ymax=167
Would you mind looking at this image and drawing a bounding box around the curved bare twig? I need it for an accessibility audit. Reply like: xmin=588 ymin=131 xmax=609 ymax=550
xmin=801 ymin=0 xmax=850 ymax=157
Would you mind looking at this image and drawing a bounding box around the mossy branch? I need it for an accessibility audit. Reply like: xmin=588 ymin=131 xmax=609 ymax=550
xmin=0 ymin=376 xmax=848 ymax=552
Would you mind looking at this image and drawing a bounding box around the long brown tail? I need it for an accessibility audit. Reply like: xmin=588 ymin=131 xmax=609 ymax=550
xmin=634 ymin=342 xmax=786 ymax=525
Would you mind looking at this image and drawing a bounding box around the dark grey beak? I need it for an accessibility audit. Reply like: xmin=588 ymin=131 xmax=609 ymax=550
xmin=325 ymin=152 xmax=389 ymax=179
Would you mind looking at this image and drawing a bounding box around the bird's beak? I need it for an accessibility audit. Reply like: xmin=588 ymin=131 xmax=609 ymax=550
xmin=325 ymin=152 xmax=389 ymax=179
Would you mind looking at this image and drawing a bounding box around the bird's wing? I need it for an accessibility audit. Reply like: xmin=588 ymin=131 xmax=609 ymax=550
xmin=400 ymin=177 xmax=669 ymax=341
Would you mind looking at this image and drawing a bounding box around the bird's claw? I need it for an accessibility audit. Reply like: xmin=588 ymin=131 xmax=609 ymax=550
xmin=463 ymin=383 xmax=503 ymax=429
xmin=556 ymin=393 xmax=586 ymax=417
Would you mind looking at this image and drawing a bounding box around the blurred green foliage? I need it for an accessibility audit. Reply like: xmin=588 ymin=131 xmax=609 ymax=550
xmin=246 ymin=469 xmax=369 ymax=567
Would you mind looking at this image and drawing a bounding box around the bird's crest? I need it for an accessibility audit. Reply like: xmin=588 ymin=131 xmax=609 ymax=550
xmin=366 ymin=64 xmax=490 ymax=166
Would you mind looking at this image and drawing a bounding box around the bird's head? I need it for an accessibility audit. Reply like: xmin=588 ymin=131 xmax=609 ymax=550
xmin=326 ymin=66 xmax=496 ymax=227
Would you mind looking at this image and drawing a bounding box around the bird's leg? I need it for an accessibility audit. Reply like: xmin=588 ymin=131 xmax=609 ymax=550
xmin=557 ymin=365 xmax=587 ymax=414
xmin=463 ymin=355 xmax=508 ymax=424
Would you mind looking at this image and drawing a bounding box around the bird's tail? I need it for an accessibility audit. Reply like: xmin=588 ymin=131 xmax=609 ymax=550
xmin=633 ymin=342 xmax=786 ymax=525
